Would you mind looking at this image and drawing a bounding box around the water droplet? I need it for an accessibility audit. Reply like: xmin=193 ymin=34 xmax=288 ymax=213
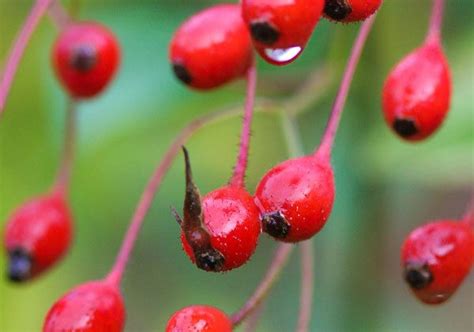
xmin=263 ymin=46 xmax=302 ymax=64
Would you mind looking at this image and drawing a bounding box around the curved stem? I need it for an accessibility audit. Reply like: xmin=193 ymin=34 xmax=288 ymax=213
xmin=230 ymin=61 xmax=257 ymax=188
xmin=295 ymin=240 xmax=314 ymax=332
xmin=231 ymin=243 xmax=293 ymax=326
xmin=244 ymin=303 xmax=265 ymax=332
xmin=0 ymin=0 xmax=53 ymax=118
xmin=426 ymin=0 xmax=444 ymax=43
xmin=48 ymin=0 xmax=73 ymax=29
xmin=315 ymin=14 xmax=377 ymax=160
xmin=52 ymin=99 xmax=77 ymax=196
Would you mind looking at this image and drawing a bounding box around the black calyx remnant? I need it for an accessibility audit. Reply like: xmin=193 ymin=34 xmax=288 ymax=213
xmin=324 ymin=0 xmax=353 ymax=21
xmin=7 ymin=248 xmax=33 ymax=282
xmin=172 ymin=63 xmax=192 ymax=85
xmin=404 ymin=262 xmax=433 ymax=290
xmin=70 ymin=44 xmax=97 ymax=72
xmin=249 ymin=21 xmax=280 ymax=45
xmin=261 ymin=211 xmax=290 ymax=239
xmin=393 ymin=118 xmax=418 ymax=138
xmin=195 ymin=249 xmax=225 ymax=272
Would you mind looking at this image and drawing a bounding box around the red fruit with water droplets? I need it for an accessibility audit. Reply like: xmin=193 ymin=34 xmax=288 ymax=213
xmin=166 ymin=305 xmax=232 ymax=332
xmin=169 ymin=4 xmax=252 ymax=89
xmin=52 ymin=21 xmax=120 ymax=98
xmin=401 ymin=220 xmax=474 ymax=304
xmin=241 ymin=0 xmax=324 ymax=65
xmin=324 ymin=0 xmax=382 ymax=22
xmin=254 ymin=155 xmax=335 ymax=242
xmin=382 ymin=39 xmax=451 ymax=141
xmin=43 ymin=280 xmax=125 ymax=332
xmin=3 ymin=192 xmax=73 ymax=282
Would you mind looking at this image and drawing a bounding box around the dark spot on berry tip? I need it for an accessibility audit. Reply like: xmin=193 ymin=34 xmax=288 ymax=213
xmin=195 ymin=249 xmax=225 ymax=272
xmin=261 ymin=211 xmax=290 ymax=239
xmin=70 ymin=45 xmax=97 ymax=72
xmin=249 ymin=21 xmax=280 ymax=45
xmin=7 ymin=248 xmax=33 ymax=282
xmin=324 ymin=0 xmax=352 ymax=21
xmin=404 ymin=262 xmax=433 ymax=290
xmin=393 ymin=118 xmax=418 ymax=137
xmin=172 ymin=63 xmax=192 ymax=85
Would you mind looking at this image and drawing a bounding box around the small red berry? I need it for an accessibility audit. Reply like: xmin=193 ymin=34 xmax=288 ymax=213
xmin=166 ymin=305 xmax=232 ymax=332
xmin=169 ymin=4 xmax=253 ymax=90
xmin=382 ymin=39 xmax=451 ymax=141
xmin=254 ymin=155 xmax=335 ymax=242
xmin=242 ymin=0 xmax=325 ymax=65
xmin=174 ymin=148 xmax=261 ymax=272
xmin=401 ymin=220 xmax=474 ymax=304
xmin=3 ymin=192 xmax=73 ymax=282
xmin=52 ymin=21 xmax=120 ymax=98
xmin=43 ymin=280 xmax=125 ymax=332
xmin=324 ymin=0 xmax=382 ymax=22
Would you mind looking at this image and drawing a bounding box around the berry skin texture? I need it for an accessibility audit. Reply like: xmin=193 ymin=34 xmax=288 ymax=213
xmin=43 ymin=281 xmax=125 ymax=332
xmin=169 ymin=4 xmax=252 ymax=90
xmin=52 ymin=22 xmax=120 ymax=98
xmin=242 ymin=0 xmax=325 ymax=65
xmin=401 ymin=220 xmax=474 ymax=305
xmin=324 ymin=0 xmax=382 ymax=22
xmin=255 ymin=155 xmax=335 ymax=242
xmin=166 ymin=305 xmax=232 ymax=332
xmin=3 ymin=192 xmax=73 ymax=282
xmin=382 ymin=40 xmax=451 ymax=141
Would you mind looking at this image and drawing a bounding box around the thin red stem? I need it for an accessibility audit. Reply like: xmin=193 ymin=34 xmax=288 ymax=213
xmin=296 ymin=240 xmax=314 ymax=332
xmin=315 ymin=15 xmax=377 ymax=160
xmin=230 ymin=61 xmax=257 ymax=188
xmin=244 ymin=303 xmax=265 ymax=332
xmin=426 ymin=0 xmax=444 ymax=43
xmin=231 ymin=243 xmax=293 ymax=326
xmin=0 ymin=0 xmax=53 ymax=118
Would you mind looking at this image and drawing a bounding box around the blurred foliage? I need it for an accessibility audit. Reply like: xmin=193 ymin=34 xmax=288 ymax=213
xmin=0 ymin=0 xmax=473 ymax=331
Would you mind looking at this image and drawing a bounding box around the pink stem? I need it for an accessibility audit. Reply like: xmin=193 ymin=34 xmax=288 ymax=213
xmin=296 ymin=240 xmax=314 ymax=332
xmin=231 ymin=243 xmax=293 ymax=326
xmin=244 ymin=303 xmax=265 ymax=332
xmin=426 ymin=0 xmax=444 ymax=43
xmin=0 ymin=0 xmax=53 ymax=118
xmin=230 ymin=60 xmax=257 ymax=188
xmin=52 ymin=99 xmax=77 ymax=196
xmin=462 ymin=197 xmax=474 ymax=229
xmin=48 ymin=0 xmax=73 ymax=29
xmin=315 ymin=15 xmax=377 ymax=160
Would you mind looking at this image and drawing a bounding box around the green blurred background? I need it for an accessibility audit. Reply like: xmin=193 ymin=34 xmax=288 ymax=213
xmin=0 ymin=0 xmax=473 ymax=331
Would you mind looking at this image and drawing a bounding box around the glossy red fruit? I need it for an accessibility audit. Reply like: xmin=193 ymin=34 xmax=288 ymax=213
xmin=242 ymin=0 xmax=324 ymax=65
xmin=166 ymin=305 xmax=232 ymax=332
xmin=401 ymin=220 xmax=474 ymax=304
xmin=169 ymin=4 xmax=252 ymax=90
xmin=255 ymin=155 xmax=335 ymax=242
xmin=52 ymin=21 xmax=120 ymax=98
xmin=382 ymin=39 xmax=451 ymax=141
xmin=324 ymin=0 xmax=382 ymax=22
xmin=3 ymin=192 xmax=73 ymax=282
xmin=43 ymin=280 xmax=125 ymax=332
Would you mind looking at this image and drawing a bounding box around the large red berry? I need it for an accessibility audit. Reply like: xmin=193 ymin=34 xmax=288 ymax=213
xmin=382 ymin=39 xmax=451 ymax=141
xmin=52 ymin=21 xmax=120 ymax=98
xmin=401 ymin=220 xmax=474 ymax=304
xmin=242 ymin=0 xmax=324 ymax=65
xmin=3 ymin=192 xmax=73 ymax=282
xmin=324 ymin=0 xmax=382 ymax=22
xmin=43 ymin=280 xmax=125 ymax=332
xmin=166 ymin=305 xmax=232 ymax=332
xmin=254 ymin=155 xmax=335 ymax=242
xmin=169 ymin=4 xmax=252 ymax=90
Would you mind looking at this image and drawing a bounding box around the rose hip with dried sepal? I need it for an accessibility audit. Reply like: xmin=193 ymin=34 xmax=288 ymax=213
xmin=324 ymin=0 xmax=382 ymax=22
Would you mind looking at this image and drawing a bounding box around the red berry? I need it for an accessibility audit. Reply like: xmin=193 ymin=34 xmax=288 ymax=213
xmin=52 ymin=21 xmax=120 ymax=98
xmin=382 ymin=39 xmax=451 ymax=141
xmin=401 ymin=220 xmax=474 ymax=304
xmin=3 ymin=192 xmax=73 ymax=282
xmin=174 ymin=148 xmax=261 ymax=272
xmin=166 ymin=305 xmax=232 ymax=332
xmin=43 ymin=280 xmax=125 ymax=332
xmin=169 ymin=4 xmax=252 ymax=90
xmin=242 ymin=0 xmax=325 ymax=65
xmin=254 ymin=155 xmax=335 ymax=242
xmin=324 ymin=0 xmax=382 ymax=22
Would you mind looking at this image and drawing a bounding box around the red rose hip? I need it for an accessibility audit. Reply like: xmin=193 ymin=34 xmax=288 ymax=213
xmin=166 ymin=305 xmax=232 ymax=332
xmin=324 ymin=0 xmax=382 ymax=22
